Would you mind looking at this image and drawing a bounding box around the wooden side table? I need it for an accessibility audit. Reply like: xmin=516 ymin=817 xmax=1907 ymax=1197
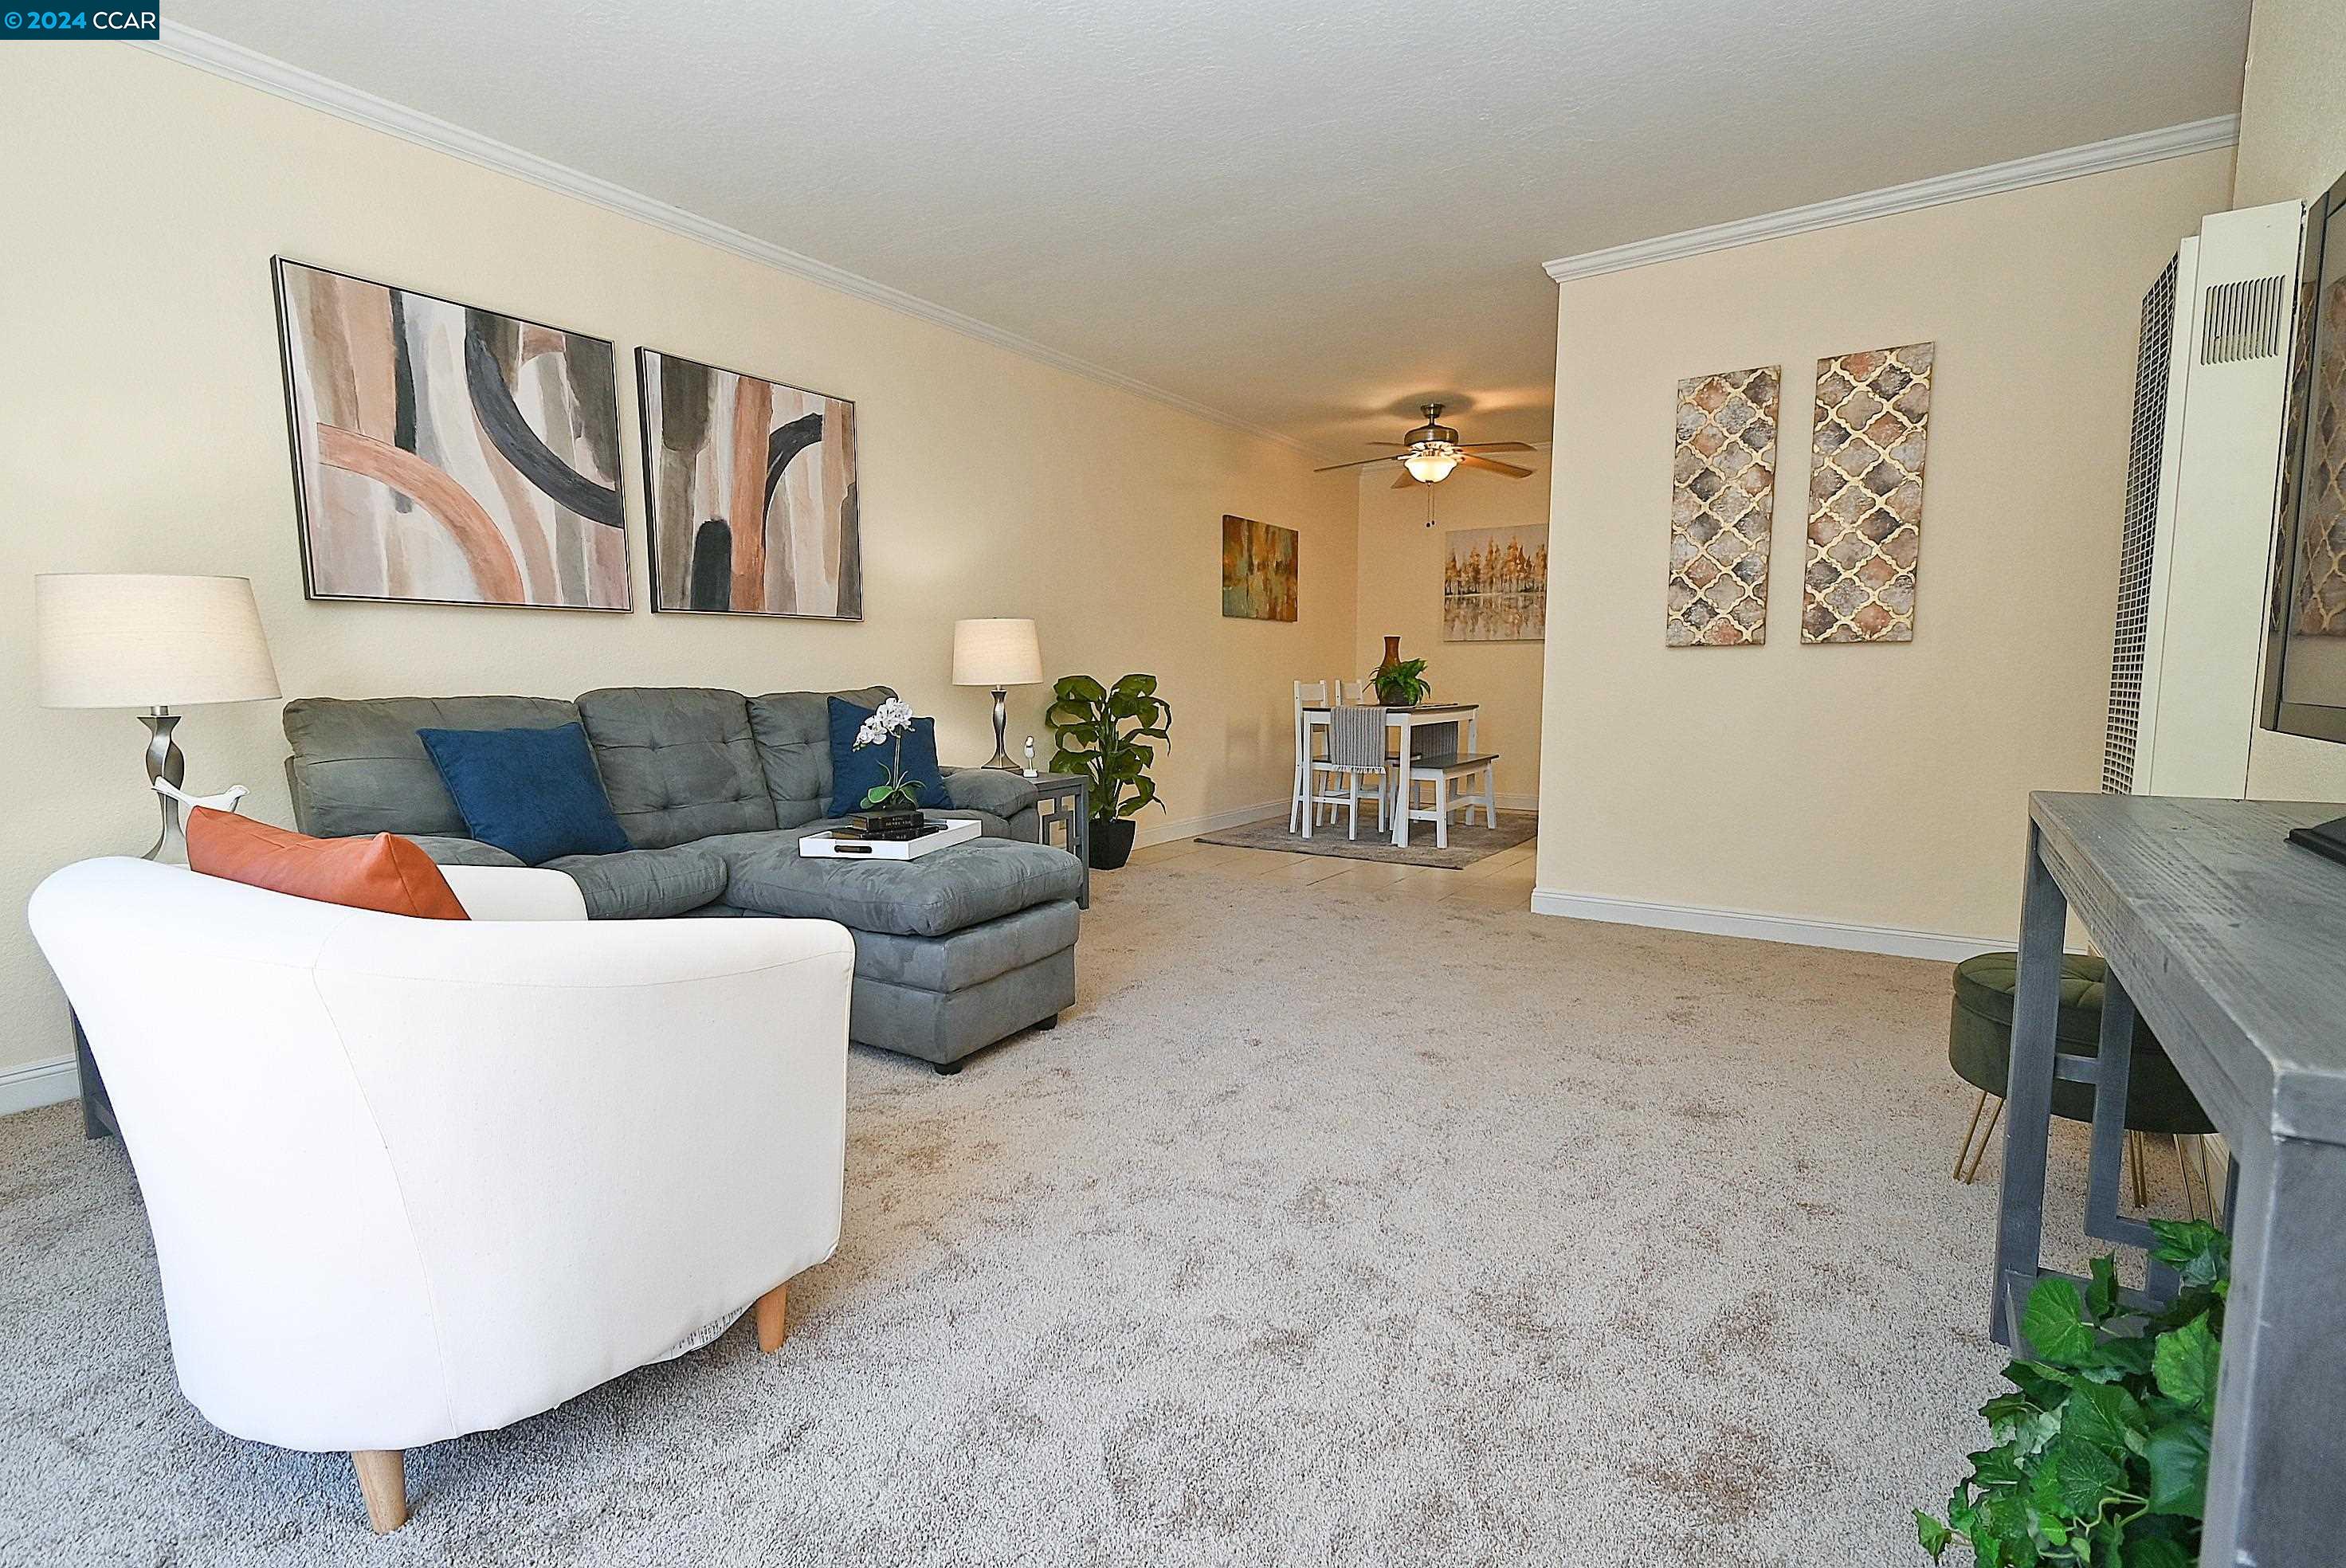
xmin=1995 ymin=793 xmax=2346 ymax=1564
xmin=1027 ymin=772 xmax=1090 ymax=908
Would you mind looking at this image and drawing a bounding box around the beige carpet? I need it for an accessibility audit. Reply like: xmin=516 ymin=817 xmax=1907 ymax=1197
xmin=0 ymin=840 xmax=2195 ymax=1565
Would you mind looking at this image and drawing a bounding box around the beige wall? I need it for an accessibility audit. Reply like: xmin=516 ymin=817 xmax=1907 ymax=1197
xmin=0 ymin=49 xmax=1358 ymax=1076
xmin=2234 ymin=0 xmax=2346 ymax=802
xmin=1536 ymin=151 xmax=2236 ymax=942
xmin=1353 ymin=455 xmax=1548 ymax=802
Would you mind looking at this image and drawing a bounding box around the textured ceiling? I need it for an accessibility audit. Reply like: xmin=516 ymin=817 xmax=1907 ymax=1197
xmin=171 ymin=0 xmax=2248 ymax=457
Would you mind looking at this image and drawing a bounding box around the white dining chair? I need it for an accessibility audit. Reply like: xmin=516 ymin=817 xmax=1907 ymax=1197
xmin=1327 ymin=704 xmax=1395 ymax=840
xmin=1292 ymin=680 xmax=1364 ymax=837
xmin=1291 ymin=680 xmax=1334 ymax=832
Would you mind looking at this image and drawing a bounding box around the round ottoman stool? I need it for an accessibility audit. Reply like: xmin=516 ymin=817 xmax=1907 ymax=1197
xmin=1948 ymin=951 xmax=2215 ymax=1204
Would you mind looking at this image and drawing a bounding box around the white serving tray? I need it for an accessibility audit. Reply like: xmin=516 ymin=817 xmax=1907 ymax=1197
xmin=799 ymin=817 xmax=980 ymax=860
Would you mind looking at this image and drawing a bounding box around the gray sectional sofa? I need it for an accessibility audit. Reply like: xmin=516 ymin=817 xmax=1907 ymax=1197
xmin=280 ymin=685 xmax=1081 ymax=1072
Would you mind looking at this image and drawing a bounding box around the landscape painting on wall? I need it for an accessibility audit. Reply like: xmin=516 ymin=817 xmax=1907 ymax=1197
xmin=1443 ymin=525 xmax=1548 ymax=641
xmin=1222 ymin=515 xmax=1298 ymax=621
xmin=637 ymin=348 xmax=861 ymax=618
xmin=273 ymin=258 xmax=629 ymax=610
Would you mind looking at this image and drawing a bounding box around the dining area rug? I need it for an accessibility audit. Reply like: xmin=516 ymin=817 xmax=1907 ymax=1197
xmin=1195 ymin=809 xmax=1537 ymax=868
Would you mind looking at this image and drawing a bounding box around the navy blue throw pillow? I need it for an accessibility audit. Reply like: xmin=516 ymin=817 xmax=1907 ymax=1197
xmin=826 ymin=697 xmax=948 ymax=817
xmin=416 ymin=723 xmax=632 ymax=865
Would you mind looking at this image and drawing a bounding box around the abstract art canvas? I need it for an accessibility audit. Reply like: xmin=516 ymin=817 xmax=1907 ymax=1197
xmin=1222 ymin=515 xmax=1298 ymax=621
xmin=273 ymin=259 xmax=629 ymax=610
xmin=1443 ymin=525 xmax=1548 ymax=641
xmin=1804 ymin=342 xmax=1934 ymax=643
xmin=1668 ymin=365 xmax=1779 ymax=646
xmin=638 ymin=349 xmax=861 ymax=618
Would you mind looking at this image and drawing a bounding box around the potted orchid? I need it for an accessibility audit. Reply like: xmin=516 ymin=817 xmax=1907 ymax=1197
xmin=853 ymin=696 xmax=928 ymax=835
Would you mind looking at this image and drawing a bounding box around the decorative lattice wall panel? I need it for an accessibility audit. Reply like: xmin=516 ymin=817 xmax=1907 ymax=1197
xmin=1803 ymin=343 xmax=1935 ymax=644
xmin=1667 ymin=366 xmax=1780 ymax=646
xmin=2295 ymin=279 xmax=2346 ymax=636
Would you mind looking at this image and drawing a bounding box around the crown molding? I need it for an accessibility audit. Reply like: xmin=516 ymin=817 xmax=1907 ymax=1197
xmin=1543 ymin=114 xmax=2240 ymax=284
xmin=140 ymin=22 xmax=1327 ymax=461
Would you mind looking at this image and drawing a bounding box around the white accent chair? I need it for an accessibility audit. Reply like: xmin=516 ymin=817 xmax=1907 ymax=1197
xmin=26 ymin=857 xmax=855 ymax=1535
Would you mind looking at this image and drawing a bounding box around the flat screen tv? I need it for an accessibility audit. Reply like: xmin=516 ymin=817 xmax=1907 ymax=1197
xmin=2264 ymin=166 xmax=2346 ymax=746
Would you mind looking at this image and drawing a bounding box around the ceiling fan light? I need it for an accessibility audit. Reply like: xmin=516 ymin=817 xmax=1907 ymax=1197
xmin=1404 ymin=448 xmax=1460 ymax=484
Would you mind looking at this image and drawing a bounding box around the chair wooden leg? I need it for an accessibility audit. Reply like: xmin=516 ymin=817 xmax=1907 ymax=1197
xmin=755 ymin=1282 xmax=790 ymax=1352
xmin=352 ymin=1449 xmax=407 ymax=1535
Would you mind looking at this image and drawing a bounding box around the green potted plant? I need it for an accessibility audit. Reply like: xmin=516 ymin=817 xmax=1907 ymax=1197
xmin=1916 ymin=1218 xmax=2228 ymax=1567
xmin=1046 ymin=673 xmax=1172 ymax=870
xmin=1371 ymin=656 xmax=1430 ymax=706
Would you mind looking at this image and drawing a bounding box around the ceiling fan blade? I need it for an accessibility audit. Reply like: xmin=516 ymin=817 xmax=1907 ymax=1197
xmin=1457 ymin=454 xmax=1533 ymax=478
xmin=1313 ymin=455 xmax=1399 ymax=472
xmin=1365 ymin=441 xmax=1410 ymax=447
xmin=1457 ymin=441 xmax=1535 ymax=453
xmin=1391 ymin=468 xmax=1419 ymax=488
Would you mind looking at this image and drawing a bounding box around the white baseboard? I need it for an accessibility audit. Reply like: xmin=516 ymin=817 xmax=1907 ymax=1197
xmin=1529 ymin=887 xmax=2012 ymax=963
xmin=0 ymin=1054 xmax=77 ymax=1117
xmin=1136 ymin=799 xmax=1286 ymax=849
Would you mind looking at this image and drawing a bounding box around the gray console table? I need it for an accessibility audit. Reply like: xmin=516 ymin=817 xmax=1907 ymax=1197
xmin=1995 ymin=793 xmax=2346 ymax=1566
xmin=1027 ymin=772 xmax=1089 ymax=908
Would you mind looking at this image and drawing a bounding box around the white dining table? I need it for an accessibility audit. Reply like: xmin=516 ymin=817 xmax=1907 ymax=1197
xmin=1298 ymin=702 xmax=1481 ymax=848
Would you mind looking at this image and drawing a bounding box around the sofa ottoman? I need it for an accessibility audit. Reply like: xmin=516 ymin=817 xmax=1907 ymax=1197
xmin=704 ymin=832 xmax=1082 ymax=1070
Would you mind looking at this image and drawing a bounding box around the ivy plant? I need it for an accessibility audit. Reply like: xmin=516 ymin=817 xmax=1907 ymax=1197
xmin=1918 ymin=1218 xmax=2228 ymax=1568
xmin=1046 ymin=673 xmax=1173 ymax=824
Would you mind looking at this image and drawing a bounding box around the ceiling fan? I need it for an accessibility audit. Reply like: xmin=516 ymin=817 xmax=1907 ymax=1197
xmin=1315 ymin=403 xmax=1536 ymax=486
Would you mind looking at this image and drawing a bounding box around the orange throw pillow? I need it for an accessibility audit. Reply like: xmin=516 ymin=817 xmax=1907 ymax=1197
xmin=186 ymin=808 xmax=469 ymax=921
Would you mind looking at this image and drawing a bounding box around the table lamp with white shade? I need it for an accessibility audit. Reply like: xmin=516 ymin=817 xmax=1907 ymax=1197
xmin=36 ymin=574 xmax=282 ymax=862
xmin=951 ymin=617 xmax=1042 ymax=770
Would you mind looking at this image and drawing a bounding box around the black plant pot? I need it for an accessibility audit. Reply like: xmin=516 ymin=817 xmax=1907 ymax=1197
xmin=1089 ymin=817 xmax=1136 ymax=870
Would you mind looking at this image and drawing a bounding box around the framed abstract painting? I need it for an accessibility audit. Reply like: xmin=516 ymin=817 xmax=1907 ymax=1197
xmin=272 ymin=258 xmax=630 ymax=610
xmin=1221 ymin=515 xmax=1297 ymax=621
xmin=636 ymin=348 xmax=861 ymax=619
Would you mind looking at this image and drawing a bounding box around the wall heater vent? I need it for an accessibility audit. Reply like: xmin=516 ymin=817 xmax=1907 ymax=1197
xmin=2101 ymin=203 xmax=2305 ymax=801
xmin=2201 ymin=274 xmax=2290 ymax=364
xmin=2104 ymin=255 xmax=2179 ymax=794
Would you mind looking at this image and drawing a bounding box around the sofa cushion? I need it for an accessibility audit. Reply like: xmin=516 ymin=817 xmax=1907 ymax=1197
xmin=747 ymin=687 xmax=894 ymax=829
xmin=850 ymin=898 xmax=1080 ymax=991
xmin=419 ymin=722 xmax=633 ymax=864
xmin=704 ymin=829 xmax=1083 ymax=938
xmin=576 ymin=688 xmax=779 ymax=849
xmin=186 ymin=807 xmax=468 ymax=921
xmin=939 ymin=766 xmax=1042 ymax=821
xmin=283 ymin=695 xmax=580 ymax=838
xmin=406 ymin=835 xmax=526 ymax=868
xmin=542 ymin=846 xmax=729 ymax=920
xmin=826 ymin=696 xmax=948 ymax=815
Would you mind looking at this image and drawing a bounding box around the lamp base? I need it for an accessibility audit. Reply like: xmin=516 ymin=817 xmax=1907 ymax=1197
xmin=983 ymin=688 xmax=1018 ymax=770
xmin=140 ymin=709 xmax=187 ymax=864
